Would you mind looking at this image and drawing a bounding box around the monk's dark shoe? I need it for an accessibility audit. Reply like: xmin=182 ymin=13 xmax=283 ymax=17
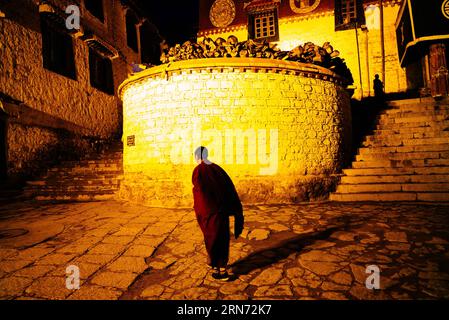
xmin=212 ymin=271 xmax=230 ymax=281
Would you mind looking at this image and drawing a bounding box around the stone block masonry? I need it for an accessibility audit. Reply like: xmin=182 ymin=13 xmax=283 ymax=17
xmin=0 ymin=0 xmax=141 ymax=180
xmin=0 ymin=18 xmax=120 ymax=139
xmin=119 ymin=58 xmax=352 ymax=206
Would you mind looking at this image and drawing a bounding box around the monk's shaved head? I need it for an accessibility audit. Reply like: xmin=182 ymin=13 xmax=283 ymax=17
xmin=194 ymin=146 xmax=208 ymax=161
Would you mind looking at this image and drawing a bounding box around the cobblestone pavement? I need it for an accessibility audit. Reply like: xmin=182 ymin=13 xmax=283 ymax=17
xmin=0 ymin=201 xmax=448 ymax=300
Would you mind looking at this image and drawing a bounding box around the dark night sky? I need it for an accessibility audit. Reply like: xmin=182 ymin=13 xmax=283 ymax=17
xmin=138 ymin=0 xmax=200 ymax=46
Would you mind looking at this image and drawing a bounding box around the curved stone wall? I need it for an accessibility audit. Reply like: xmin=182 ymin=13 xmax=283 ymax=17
xmin=118 ymin=58 xmax=351 ymax=207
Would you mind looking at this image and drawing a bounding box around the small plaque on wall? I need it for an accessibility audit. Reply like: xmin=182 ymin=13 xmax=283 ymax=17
xmin=127 ymin=135 xmax=135 ymax=146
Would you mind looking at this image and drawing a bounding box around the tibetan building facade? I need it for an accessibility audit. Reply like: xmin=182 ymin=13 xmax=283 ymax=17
xmin=0 ymin=0 xmax=161 ymax=182
xmin=395 ymin=0 xmax=449 ymax=98
xmin=199 ymin=0 xmax=407 ymax=99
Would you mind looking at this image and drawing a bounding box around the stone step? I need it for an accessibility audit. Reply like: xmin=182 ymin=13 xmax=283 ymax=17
xmin=402 ymin=183 xmax=449 ymax=192
xmin=351 ymin=158 xmax=449 ymax=169
xmin=42 ymin=172 xmax=122 ymax=178
xmin=343 ymin=166 xmax=449 ymax=176
xmin=366 ymin=131 xmax=449 ymax=141
xmin=381 ymin=109 xmax=449 ymax=118
xmin=336 ymin=183 xmax=449 ymax=193
xmin=386 ymin=106 xmax=447 ymax=114
xmin=47 ymin=168 xmax=123 ymax=176
xmin=98 ymin=151 xmax=123 ymax=156
xmin=47 ymin=169 xmax=123 ymax=176
xmin=341 ymin=174 xmax=449 ymax=184
xmin=91 ymin=151 xmax=123 ymax=161
xmin=26 ymin=187 xmax=118 ymax=194
xmin=43 ymin=172 xmax=123 ymax=179
xmin=51 ymin=164 xmax=122 ymax=170
xmin=416 ymin=193 xmax=449 ymax=201
xmin=385 ymin=107 xmax=449 ymax=116
xmin=377 ymin=120 xmax=449 ymax=130
xmin=41 ymin=174 xmax=123 ymax=183
xmin=33 ymin=174 xmax=122 ymax=183
xmin=27 ymin=180 xmax=120 ymax=190
xmin=91 ymin=157 xmax=122 ymax=163
xmin=24 ymin=142 xmax=123 ymax=201
xmin=34 ymin=192 xmax=116 ymax=201
xmin=53 ymin=162 xmax=123 ymax=170
xmin=362 ymin=137 xmax=449 ymax=148
xmin=368 ymin=132 xmax=449 ymax=141
xmin=27 ymin=177 xmax=121 ymax=184
xmin=378 ymin=114 xmax=449 ymax=125
xmin=356 ymin=151 xmax=449 ymax=162
xmin=330 ymin=192 xmax=449 ymax=202
xmin=67 ymin=157 xmax=122 ymax=163
xmin=358 ymin=143 xmax=449 ymax=155
xmin=336 ymin=184 xmax=399 ymax=193
xmin=387 ymin=97 xmax=439 ymax=107
xmin=330 ymin=192 xmax=418 ymax=201
xmin=374 ymin=126 xmax=449 ymax=135
xmin=53 ymin=164 xmax=122 ymax=171
xmin=24 ymin=186 xmax=119 ymax=196
xmin=331 ymin=99 xmax=449 ymax=202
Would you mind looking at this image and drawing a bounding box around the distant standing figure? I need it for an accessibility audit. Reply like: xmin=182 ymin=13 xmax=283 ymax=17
xmin=192 ymin=146 xmax=244 ymax=281
xmin=373 ymin=74 xmax=384 ymax=100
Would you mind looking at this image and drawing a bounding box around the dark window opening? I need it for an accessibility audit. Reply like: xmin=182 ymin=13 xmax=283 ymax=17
xmin=41 ymin=14 xmax=76 ymax=80
xmin=140 ymin=22 xmax=162 ymax=65
xmin=248 ymin=9 xmax=279 ymax=42
xmin=89 ymin=48 xmax=114 ymax=95
xmin=335 ymin=0 xmax=366 ymax=31
xmin=126 ymin=10 xmax=138 ymax=52
xmin=85 ymin=0 xmax=105 ymax=22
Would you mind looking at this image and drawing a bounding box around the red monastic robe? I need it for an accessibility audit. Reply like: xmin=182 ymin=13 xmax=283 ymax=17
xmin=192 ymin=162 xmax=244 ymax=268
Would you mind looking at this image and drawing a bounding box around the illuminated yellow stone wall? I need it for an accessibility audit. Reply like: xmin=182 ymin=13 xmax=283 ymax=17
xmin=118 ymin=58 xmax=351 ymax=207
xmin=200 ymin=3 xmax=407 ymax=99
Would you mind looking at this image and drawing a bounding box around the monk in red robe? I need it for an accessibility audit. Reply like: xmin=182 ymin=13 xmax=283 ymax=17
xmin=192 ymin=146 xmax=244 ymax=280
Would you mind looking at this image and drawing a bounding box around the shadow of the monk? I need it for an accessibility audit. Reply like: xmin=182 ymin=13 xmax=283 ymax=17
xmin=229 ymin=215 xmax=352 ymax=279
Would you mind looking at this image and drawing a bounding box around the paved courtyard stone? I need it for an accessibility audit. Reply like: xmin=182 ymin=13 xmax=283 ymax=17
xmin=25 ymin=276 xmax=73 ymax=299
xmin=90 ymin=271 xmax=137 ymax=289
xmin=0 ymin=201 xmax=448 ymax=300
xmin=141 ymin=284 xmax=165 ymax=298
xmin=67 ymin=285 xmax=122 ymax=300
xmin=107 ymin=257 xmax=147 ymax=274
xmin=250 ymin=268 xmax=283 ymax=286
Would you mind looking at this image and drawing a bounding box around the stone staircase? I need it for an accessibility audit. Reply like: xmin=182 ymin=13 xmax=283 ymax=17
xmin=330 ymin=98 xmax=449 ymax=202
xmin=23 ymin=142 xmax=123 ymax=201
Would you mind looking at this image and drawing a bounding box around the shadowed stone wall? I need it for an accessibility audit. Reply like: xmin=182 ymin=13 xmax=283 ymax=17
xmin=0 ymin=0 xmax=144 ymax=179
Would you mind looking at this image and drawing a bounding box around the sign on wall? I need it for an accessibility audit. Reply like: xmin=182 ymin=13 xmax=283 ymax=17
xmin=127 ymin=135 xmax=135 ymax=147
